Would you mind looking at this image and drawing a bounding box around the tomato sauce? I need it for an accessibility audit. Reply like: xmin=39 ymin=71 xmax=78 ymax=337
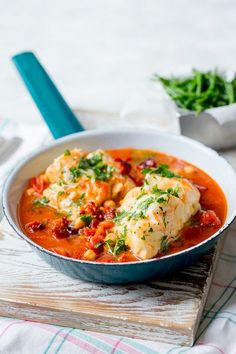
xmin=19 ymin=148 xmax=227 ymax=262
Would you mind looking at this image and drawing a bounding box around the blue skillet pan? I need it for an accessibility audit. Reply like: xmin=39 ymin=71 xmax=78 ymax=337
xmin=2 ymin=52 xmax=236 ymax=284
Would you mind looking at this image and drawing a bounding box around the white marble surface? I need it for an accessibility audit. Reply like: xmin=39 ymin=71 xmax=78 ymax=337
xmin=1 ymin=0 xmax=236 ymax=123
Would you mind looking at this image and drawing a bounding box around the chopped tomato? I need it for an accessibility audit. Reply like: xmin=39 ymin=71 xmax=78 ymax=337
xmin=117 ymin=253 xmax=130 ymax=262
xmin=199 ymin=210 xmax=221 ymax=227
xmin=129 ymin=165 xmax=144 ymax=186
xmin=138 ymin=158 xmax=157 ymax=169
xmin=194 ymin=184 xmax=208 ymax=192
xmin=51 ymin=217 xmax=70 ymax=239
xmin=90 ymin=235 xmax=104 ymax=252
xmin=30 ymin=175 xmax=48 ymax=194
xmin=103 ymin=207 xmax=115 ymax=220
xmin=80 ymin=227 xmax=96 ymax=237
xmin=94 ymin=226 xmax=106 ymax=237
xmin=25 ymin=221 xmax=45 ymax=233
xmin=99 ymin=220 xmax=114 ymax=230
xmin=90 ymin=218 xmax=100 ymax=228
xmin=115 ymin=158 xmax=132 ymax=175
xmin=80 ymin=201 xmax=99 ymax=215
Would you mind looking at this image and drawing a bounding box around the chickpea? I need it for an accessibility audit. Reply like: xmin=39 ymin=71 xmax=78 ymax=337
xmin=111 ymin=182 xmax=123 ymax=198
xmin=184 ymin=165 xmax=195 ymax=174
xmin=26 ymin=188 xmax=35 ymax=196
xmin=73 ymin=218 xmax=85 ymax=229
xmin=173 ymin=168 xmax=181 ymax=175
xmin=103 ymin=200 xmax=116 ymax=208
xmin=83 ymin=249 xmax=97 ymax=261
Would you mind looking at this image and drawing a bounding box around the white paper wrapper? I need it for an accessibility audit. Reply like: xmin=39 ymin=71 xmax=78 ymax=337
xmin=120 ymin=82 xmax=180 ymax=134
xmin=205 ymin=103 xmax=236 ymax=125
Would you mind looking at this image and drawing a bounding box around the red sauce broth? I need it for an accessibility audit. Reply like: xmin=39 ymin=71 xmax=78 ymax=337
xmin=19 ymin=148 xmax=227 ymax=263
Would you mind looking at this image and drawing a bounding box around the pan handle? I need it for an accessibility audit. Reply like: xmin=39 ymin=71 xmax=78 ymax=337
xmin=12 ymin=51 xmax=84 ymax=139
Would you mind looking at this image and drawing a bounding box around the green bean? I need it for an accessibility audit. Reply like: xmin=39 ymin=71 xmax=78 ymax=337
xmin=154 ymin=69 xmax=236 ymax=114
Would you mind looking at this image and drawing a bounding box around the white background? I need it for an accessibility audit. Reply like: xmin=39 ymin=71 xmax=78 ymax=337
xmin=1 ymin=0 xmax=236 ymax=122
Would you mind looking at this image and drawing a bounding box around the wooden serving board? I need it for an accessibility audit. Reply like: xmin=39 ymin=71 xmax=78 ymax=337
xmin=0 ymin=218 xmax=224 ymax=346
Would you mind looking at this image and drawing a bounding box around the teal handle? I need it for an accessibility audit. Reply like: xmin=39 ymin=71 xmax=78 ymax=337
xmin=12 ymin=52 xmax=84 ymax=139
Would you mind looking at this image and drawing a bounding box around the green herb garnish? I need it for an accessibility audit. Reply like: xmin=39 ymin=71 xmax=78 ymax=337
xmin=58 ymin=179 xmax=66 ymax=186
xmin=114 ymin=210 xmax=128 ymax=224
xmin=72 ymin=193 xmax=85 ymax=207
xmin=57 ymin=191 xmax=65 ymax=197
xmin=33 ymin=197 xmax=49 ymax=207
xmin=113 ymin=226 xmax=128 ymax=256
xmin=106 ymin=227 xmax=128 ymax=256
xmin=94 ymin=242 xmax=103 ymax=249
xmin=152 ymin=186 xmax=179 ymax=198
xmin=64 ymin=149 xmax=71 ymax=156
xmin=78 ymin=156 xmax=91 ymax=169
xmin=142 ymin=164 xmax=180 ymax=178
xmin=69 ymin=166 xmax=82 ymax=182
xmin=115 ymin=186 xmax=179 ymax=223
xmin=167 ymin=186 xmax=179 ymax=198
xmin=105 ymin=239 xmax=115 ymax=253
xmin=69 ymin=153 xmax=114 ymax=182
xmin=163 ymin=214 xmax=168 ymax=228
xmin=128 ymin=197 xmax=155 ymax=220
xmin=160 ymin=235 xmax=169 ymax=253
xmin=153 ymin=69 xmax=236 ymax=115
xmin=80 ymin=214 xmax=92 ymax=226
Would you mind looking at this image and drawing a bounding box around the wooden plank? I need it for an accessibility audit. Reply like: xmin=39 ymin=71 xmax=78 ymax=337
xmin=0 ymin=218 xmax=224 ymax=346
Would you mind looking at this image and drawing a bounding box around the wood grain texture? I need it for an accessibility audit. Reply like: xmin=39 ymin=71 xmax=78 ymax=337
xmin=0 ymin=218 xmax=224 ymax=346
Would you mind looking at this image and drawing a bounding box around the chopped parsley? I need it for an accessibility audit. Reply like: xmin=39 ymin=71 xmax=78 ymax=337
xmin=57 ymin=191 xmax=65 ymax=197
xmin=64 ymin=149 xmax=71 ymax=156
xmin=72 ymin=193 xmax=85 ymax=207
xmin=80 ymin=214 xmax=92 ymax=226
xmin=163 ymin=214 xmax=168 ymax=228
xmin=94 ymin=164 xmax=114 ymax=181
xmin=115 ymin=186 xmax=180 ymax=223
xmin=105 ymin=239 xmax=115 ymax=253
xmin=136 ymin=189 xmax=147 ymax=200
xmin=94 ymin=242 xmax=103 ymax=249
xmin=113 ymin=226 xmax=128 ymax=256
xmin=69 ymin=153 xmax=114 ymax=182
xmin=142 ymin=164 xmax=181 ymax=178
xmin=106 ymin=227 xmax=128 ymax=256
xmin=160 ymin=235 xmax=169 ymax=253
xmin=58 ymin=179 xmax=66 ymax=186
xmin=87 ymin=154 xmax=103 ymax=166
xmin=114 ymin=210 xmax=128 ymax=224
xmin=78 ymin=156 xmax=91 ymax=169
xmin=152 ymin=186 xmax=180 ymax=199
xmin=69 ymin=166 xmax=82 ymax=182
xmin=33 ymin=197 xmax=49 ymax=207
xmin=167 ymin=186 xmax=179 ymax=198
xmin=128 ymin=197 xmax=155 ymax=220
